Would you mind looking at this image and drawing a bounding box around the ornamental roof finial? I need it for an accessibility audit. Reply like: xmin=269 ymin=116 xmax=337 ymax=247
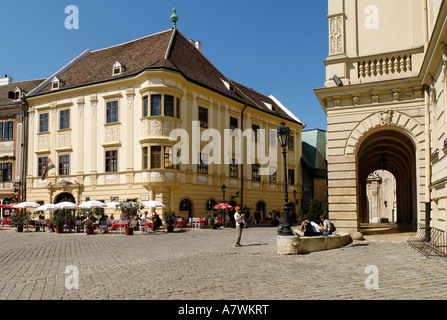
xmin=170 ymin=7 xmax=179 ymax=28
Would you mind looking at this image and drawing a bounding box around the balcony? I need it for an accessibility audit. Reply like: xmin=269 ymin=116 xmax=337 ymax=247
xmin=140 ymin=116 xmax=181 ymax=142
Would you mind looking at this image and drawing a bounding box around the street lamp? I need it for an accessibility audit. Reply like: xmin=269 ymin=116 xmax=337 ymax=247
xmin=293 ymin=189 xmax=297 ymax=221
xmin=277 ymin=122 xmax=293 ymax=236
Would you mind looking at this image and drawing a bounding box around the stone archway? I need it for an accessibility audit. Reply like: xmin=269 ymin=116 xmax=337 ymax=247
xmin=357 ymin=129 xmax=417 ymax=228
xmin=54 ymin=192 xmax=76 ymax=204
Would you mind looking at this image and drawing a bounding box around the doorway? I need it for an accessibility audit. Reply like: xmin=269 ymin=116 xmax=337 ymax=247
xmin=357 ymin=130 xmax=416 ymax=229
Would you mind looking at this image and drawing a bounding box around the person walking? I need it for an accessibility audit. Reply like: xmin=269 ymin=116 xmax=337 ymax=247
xmin=234 ymin=206 xmax=245 ymax=247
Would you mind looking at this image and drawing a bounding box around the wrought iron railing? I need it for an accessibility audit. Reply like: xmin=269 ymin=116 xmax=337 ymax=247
xmin=408 ymin=224 xmax=447 ymax=258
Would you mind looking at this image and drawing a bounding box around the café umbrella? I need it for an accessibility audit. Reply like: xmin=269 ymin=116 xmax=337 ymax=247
xmin=79 ymin=200 xmax=107 ymax=209
xmin=35 ymin=203 xmax=57 ymax=212
xmin=13 ymin=202 xmax=41 ymax=209
xmin=143 ymin=201 xmax=166 ymax=208
xmin=213 ymin=203 xmax=232 ymax=210
xmin=55 ymin=202 xmax=79 ymax=210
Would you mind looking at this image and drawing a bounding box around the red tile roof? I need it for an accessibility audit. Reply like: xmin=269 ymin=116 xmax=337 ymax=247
xmin=31 ymin=28 xmax=302 ymax=125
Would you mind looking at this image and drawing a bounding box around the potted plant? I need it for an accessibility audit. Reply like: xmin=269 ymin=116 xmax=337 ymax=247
xmin=116 ymin=201 xmax=144 ymax=235
xmin=81 ymin=208 xmax=101 ymax=235
xmin=10 ymin=210 xmax=31 ymax=232
xmin=164 ymin=210 xmax=177 ymax=232
xmin=205 ymin=210 xmax=218 ymax=229
xmin=51 ymin=210 xmax=66 ymax=233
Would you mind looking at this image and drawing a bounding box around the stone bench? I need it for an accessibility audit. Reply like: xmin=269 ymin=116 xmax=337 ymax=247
xmin=277 ymin=233 xmax=353 ymax=255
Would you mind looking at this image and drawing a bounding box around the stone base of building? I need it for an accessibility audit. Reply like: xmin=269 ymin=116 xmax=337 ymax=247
xmin=277 ymin=233 xmax=353 ymax=255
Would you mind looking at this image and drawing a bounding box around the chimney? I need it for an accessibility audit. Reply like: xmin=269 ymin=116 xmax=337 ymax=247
xmin=189 ymin=39 xmax=202 ymax=53
xmin=0 ymin=74 xmax=13 ymax=86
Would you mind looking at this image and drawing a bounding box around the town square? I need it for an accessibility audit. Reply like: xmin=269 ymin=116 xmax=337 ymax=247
xmin=1 ymin=0 xmax=447 ymax=309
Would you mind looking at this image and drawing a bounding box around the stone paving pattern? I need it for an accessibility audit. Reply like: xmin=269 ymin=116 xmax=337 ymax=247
xmin=0 ymin=227 xmax=446 ymax=300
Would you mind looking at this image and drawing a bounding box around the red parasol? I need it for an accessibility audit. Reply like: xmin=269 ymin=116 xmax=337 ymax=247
xmin=214 ymin=203 xmax=233 ymax=210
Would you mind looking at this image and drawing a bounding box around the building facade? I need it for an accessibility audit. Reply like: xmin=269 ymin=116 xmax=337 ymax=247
xmin=301 ymin=129 xmax=328 ymax=214
xmin=0 ymin=76 xmax=44 ymax=218
xmin=315 ymin=0 xmax=447 ymax=234
xmin=24 ymin=28 xmax=305 ymax=221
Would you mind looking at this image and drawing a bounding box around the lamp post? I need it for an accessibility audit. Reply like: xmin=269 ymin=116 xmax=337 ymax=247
xmin=293 ymin=189 xmax=297 ymax=222
xmin=221 ymin=184 xmax=227 ymax=227
xmin=277 ymin=122 xmax=293 ymax=236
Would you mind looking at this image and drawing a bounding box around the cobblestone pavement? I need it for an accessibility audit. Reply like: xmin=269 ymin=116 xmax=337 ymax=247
xmin=0 ymin=226 xmax=446 ymax=301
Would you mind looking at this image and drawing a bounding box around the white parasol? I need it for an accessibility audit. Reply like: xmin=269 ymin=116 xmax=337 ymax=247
xmin=106 ymin=201 xmax=121 ymax=209
xmin=13 ymin=202 xmax=41 ymax=209
xmin=79 ymin=200 xmax=107 ymax=209
xmin=143 ymin=200 xmax=166 ymax=208
xmin=55 ymin=202 xmax=79 ymax=210
xmin=35 ymin=203 xmax=57 ymax=212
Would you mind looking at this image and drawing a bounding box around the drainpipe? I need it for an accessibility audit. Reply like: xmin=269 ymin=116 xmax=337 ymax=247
xmin=20 ymin=97 xmax=29 ymax=202
xmin=424 ymin=86 xmax=431 ymax=242
xmin=240 ymin=104 xmax=248 ymax=207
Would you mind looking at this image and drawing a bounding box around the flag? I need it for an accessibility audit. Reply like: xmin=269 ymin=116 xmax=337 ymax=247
xmin=42 ymin=158 xmax=55 ymax=180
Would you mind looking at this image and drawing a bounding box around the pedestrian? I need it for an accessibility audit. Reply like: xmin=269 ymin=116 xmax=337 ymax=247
xmin=293 ymin=215 xmax=315 ymax=237
xmin=153 ymin=214 xmax=162 ymax=232
xmin=319 ymin=214 xmax=333 ymax=236
xmin=234 ymin=206 xmax=245 ymax=247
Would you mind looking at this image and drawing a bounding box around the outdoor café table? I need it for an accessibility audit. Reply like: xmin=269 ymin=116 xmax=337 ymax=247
xmin=199 ymin=219 xmax=208 ymax=228
xmin=175 ymin=220 xmax=188 ymax=228
xmin=144 ymin=222 xmax=154 ymax=229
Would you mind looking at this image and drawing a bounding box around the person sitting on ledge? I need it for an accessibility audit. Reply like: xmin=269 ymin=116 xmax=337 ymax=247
xmin=319 ymin=214 xmax=333 ymax=236
xmin=293 ymin=216 xmax=317 ymax=237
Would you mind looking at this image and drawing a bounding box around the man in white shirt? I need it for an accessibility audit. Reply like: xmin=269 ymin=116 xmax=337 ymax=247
xmin=234 ymin=206 xmax=245 ymax=247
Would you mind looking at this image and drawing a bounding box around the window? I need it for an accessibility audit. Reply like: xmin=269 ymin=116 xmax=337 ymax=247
xmin=199 ymin=107 xmax=208 ymax=128
xmin=58 ymin=155 xmax=70 ymax=176
xmin=206 ymin=199 xmax=217 ymax=211
xmin=105 ymin=150 xmax=118 ymax=172
xmin=230 ymin=117 xmax=238 ymax=130
xmin=151 ymin=95 xmax=161 ymax=116
xmin=106 ymin=101 xmax=119 ymax=123
xmin=143 ymin=97 xmax=149 ymax=117
xmin=288 ymin=169 xmax=295 ymax=185
xmin=59 ymin=110 xmax=70 ymax=130
xmin=164 ymin=146 xmax=173 ymax=169
xmin=164 ymin=95 xmax=174 ymax=117
xmin=176 ymin=98 xmax=180 ymax=118
xmin=288 ymin=133 xmax=294 ymax=151
xmin=150 ymin=146 xmax=162 ymax=169
xmin=230 ymin=159 xmax=238 ymax=178
xmin=0 ymin=163 xmax=12 ymax=182
xmin=142 ymin=147 xmax=148 ymax=170
xmin=269 ymin=166 xmax=277 ymax=183
xmin=0 ymin=121 xmax=13 ymax=141
xmin=252 ymin=124 xmax=259 ymax=142
xmin=269 ymin=129 xmax=276 ymax=147
xmin=252 ymin=164 xmax=260 ymax=181
xmin=198 ymin=153 xmax=208 ymax=174
xmin=38 ymin=157 xmax=48 ymax=177
xmin=39 ymin=113 xmax=49 ymax=133
xmin=230 ymin=117 xmax=238 ymax=136
xmin=112 ymin=61 xmax=125 ymax=76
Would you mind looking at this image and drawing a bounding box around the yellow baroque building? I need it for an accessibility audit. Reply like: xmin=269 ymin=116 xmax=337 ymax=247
xmin=315 ymin=0 xmax=447 ymax=236
xmin=25 ymin=27 xmax=305 ymax=221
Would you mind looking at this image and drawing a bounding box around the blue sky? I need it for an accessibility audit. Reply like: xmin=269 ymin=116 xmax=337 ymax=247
xmin=0 ymin=0 xmax=328 ymax=130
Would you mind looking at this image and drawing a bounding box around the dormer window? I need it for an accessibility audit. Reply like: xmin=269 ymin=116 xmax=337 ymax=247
xmin=221 ymin=79 xmax=236 ymax=93
xmin=51 ymin=77 xmax=64 ymax=90
xmin=112 ymin=61 xmax=126 ymax=76
xmin=13 ymin=88 xmax=21 ymax=101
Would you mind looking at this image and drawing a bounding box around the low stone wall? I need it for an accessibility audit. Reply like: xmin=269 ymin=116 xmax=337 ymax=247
xmin=277 ymin=233 xmax=353 ymax=255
